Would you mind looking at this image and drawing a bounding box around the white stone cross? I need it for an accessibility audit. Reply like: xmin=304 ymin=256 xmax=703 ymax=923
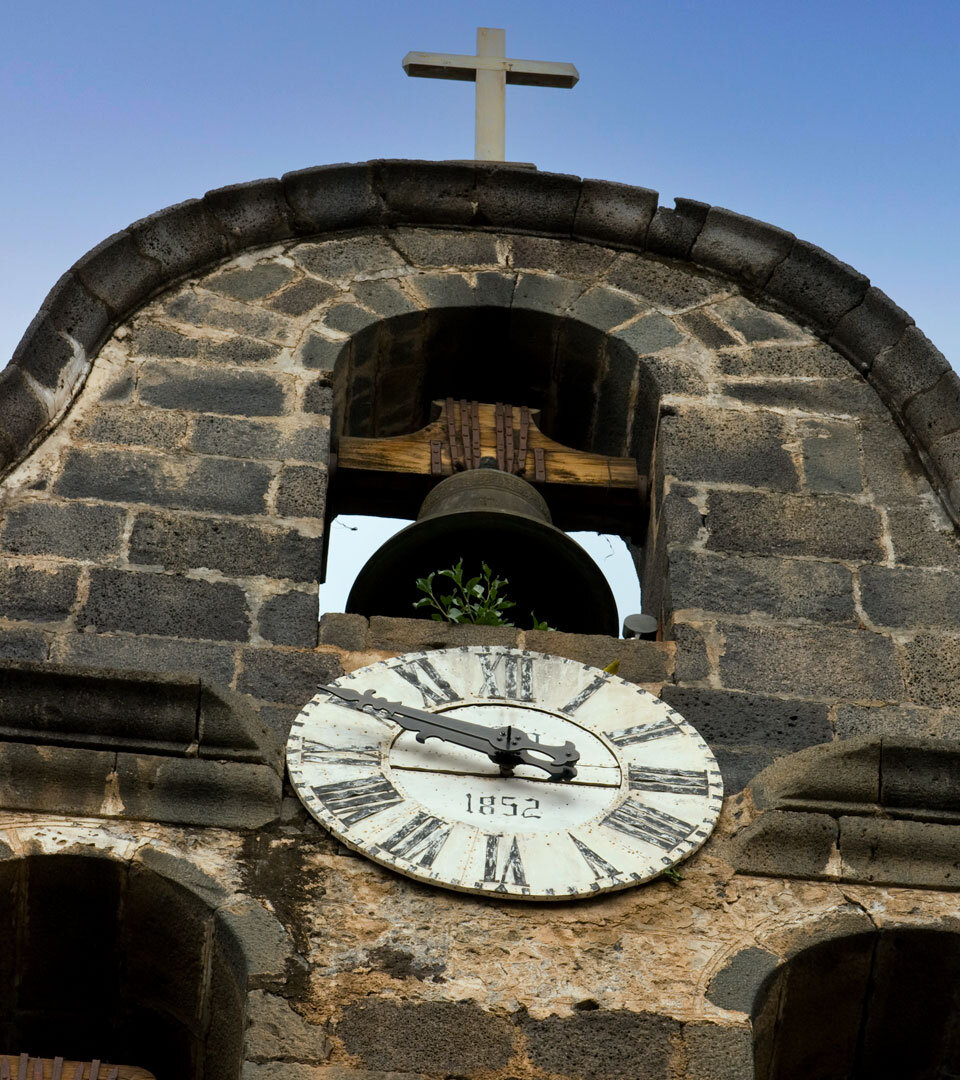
xmin=402 ymin=28 xmax=579 ymax=162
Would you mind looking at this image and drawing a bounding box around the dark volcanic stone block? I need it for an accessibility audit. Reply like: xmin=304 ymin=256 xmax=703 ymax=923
xmin=8 ymin=309 xmax=77 ymax=390
xmin=765 ymin=240 xmax=869 ymax=331
xmin=645 ymin=197 xmax=710 ymax=259
xmin=281 ymin=163 xmax=382 ymax=233
xmin=710 ymin=746 xmax=777 ymax=794
xmin=0 ymin=627 xmax=48 ymax=662
xmin=525 ymin=1008 xmax=681 ymax=1080
xmin=54 ymin=448 xmax=272 ymax=515
xmin=574 ymin=178 xmax=658 ymax=247
xmin=0 ymin=366 xmax=51 ymax=459
xmin=337 ymin=999 xmax=514 ymax=1074
xmin=0 ymin=742 xmax=115 ymax=817
xmin=717 ymin=622 xmax=900 ymax=700
xmin=677 ymin=309 xmax=736 ymax=348
xmin=839 ymin=817 xmax=960 ymax=889
xmin=475 ymin=166 xmax=580 ymax=233
xmin=903 ymin=370 xmax=960 ymax=446
xmin=38 ymin=270 xmax=112 ymax=353
xmin=659 ymin=407 xmax=798 ymax=491
xmin=717 ymin=342 xmax=854 ymax=379
xmin=668 ymin=550 xmax=855 ymax=623
xmin=203 ymin=177 xmax=295 ymax=248
xmin=659 ymin=686 xmax=832 ymax=751
xmin=237 ymin=647 xmax=343 ymax=704
xmin=691 ymin=207 xmax=795 ymax=288
xmin=267 ymin=278 xmax=337 ymax=316
xmin=869 ymin=326 xmax=950 ymax=409
xmin=376 ymin=160 xmax=479 ymax=226
xmin=1 ymin=502 xmax=126 ymax=560
xmin=77 ymin=405 xmax=188 ymax=449
xmin=129 ymin=198 xmax=229 ymax=278
xmin=129 ymin=511 xmax=324 ymax=582
xmin=730 ymin=811 xmax=838 ymax=879
xmin=116 ymin=755 xmax=281 ymax=828
xmin=0 ymin=563 xmax=79 ymax=623
xmin=74 ymin=230 xmax=163 ymax=314
xmin=56 ymin=632 xmax=236 ymax=686
xmin=139 ymin=361 xmax=287 ymax=416
xmin=206 ymin=263 xmax=295 ymax=303
xmin=799 ymin=418 xmax=862 ymax=494
xmin=705 ymin=946 xmax=780 ymax=1012
xmin=829 ymin=286 xmax=914 ymax=370
xmin=705 ymin=489 xmax=884 ymax=561
xmin=860 ymin=565 xmax=960 ymax=630
xmin=129 ymin=323 xmax=201 ymax=358
xmin=257 ymin=590 xmax=319 ymax=647
xmin=392 ymin=226 xmax=499 ymax=268
xmin=318 ymin=612 xmax=368 ymax=650
xmin=901 ymin=632 xmax=960 ymax=708
xmin=275 ymin=464 xmax=328 ymax=519
xmin=80 ymin=568 xmax=249 ymax=641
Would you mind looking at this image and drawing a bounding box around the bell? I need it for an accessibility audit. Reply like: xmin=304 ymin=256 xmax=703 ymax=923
xmin=346 ymin=467 xmax=619 ymax=636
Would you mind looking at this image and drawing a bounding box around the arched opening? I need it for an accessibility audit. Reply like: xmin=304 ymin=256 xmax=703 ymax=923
xmin=752 ymin=929 xmax=960 ymax=1080
xmin=323 ymin=305 xmax=658 ymax=633
xmin=331 ymin=306 xmax=658 ymax=463
xmin=0 ymin=854 xmax=247 ymax=1080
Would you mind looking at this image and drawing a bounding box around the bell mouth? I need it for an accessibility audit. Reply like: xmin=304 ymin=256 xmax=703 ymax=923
xmin=345 ymin=506 xmax=620 ymax=637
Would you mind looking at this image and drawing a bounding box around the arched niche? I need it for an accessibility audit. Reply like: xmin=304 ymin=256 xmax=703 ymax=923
xmin=0 ymin=853 xmax=248 ymax=1080
xmin=752 ymin=928 xmax=960 ymax=1080
xmin=331 ymin=306 xmax=660 ymax=465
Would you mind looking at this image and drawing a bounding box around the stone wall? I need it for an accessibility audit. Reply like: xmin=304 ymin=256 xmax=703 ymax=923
xmin=2 ymin=162 xmax=960 ymax=1080
xmin=2 ymin=215 xmax=959 ymax=795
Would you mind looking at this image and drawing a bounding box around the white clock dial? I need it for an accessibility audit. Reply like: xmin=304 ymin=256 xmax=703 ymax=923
xmin=286 ymin=647 xmax=723 ymax=900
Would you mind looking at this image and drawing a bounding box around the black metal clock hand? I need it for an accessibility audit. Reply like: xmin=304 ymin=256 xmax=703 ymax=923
xmin=319 ymin=684 xmax=579 ymax=781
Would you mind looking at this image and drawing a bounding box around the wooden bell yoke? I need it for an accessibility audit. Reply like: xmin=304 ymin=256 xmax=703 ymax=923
xmin=330 ymin=398 xmax=649 ymax=536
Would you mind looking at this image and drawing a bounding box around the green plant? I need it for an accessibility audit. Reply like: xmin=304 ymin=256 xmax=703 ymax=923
xmin=658 ymin=867 xmax=684 ymax=886
xmin=414 ymin=559 xmax=555 ymax=630
xmin=414 ymin=559 xmax=516 ymax=626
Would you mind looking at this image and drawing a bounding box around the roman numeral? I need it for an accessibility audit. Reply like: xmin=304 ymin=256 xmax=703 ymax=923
xmin=628 ymin=765 xmax=708 ymax=796
xmin=478 ymin=654 xmax=535 ymax=701
xmin=379 ymin=812 xmax=452 ymax=868
xmin=311 ymin=776 xmax=403 ymax=827
xmin=605 ymin=717 xmax=676 ymax=747
xmin=602 ymin=799 xmax=695 ymax=850
xmin=482 ymin=834 xmax=528 ymax=889
xmin=395 ymin=657 xmax=460 ymax=707
xmin=561 ymin=673 xmax=606 ymax=714
xmin=569 ymin=833 xmax=621 ymax=880
xmin=301 ymin=740 xmax=380 ymax=767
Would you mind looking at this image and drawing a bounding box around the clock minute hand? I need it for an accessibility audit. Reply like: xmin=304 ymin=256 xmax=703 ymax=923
xmin=319 ymin=685 xmax=579 ymax=781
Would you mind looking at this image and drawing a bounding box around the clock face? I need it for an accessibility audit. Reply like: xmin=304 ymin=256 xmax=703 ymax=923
xmin=286 ymin=647 xmax=723 ymax=900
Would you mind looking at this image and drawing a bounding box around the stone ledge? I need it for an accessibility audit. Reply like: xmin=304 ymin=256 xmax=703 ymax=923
xmin=0 ymin=658 xmax=282 ymax=764
xmin=318 ymin=613 xmax=675 ymax=684
xmin=731 ymin=737 xmax=960 ymax=889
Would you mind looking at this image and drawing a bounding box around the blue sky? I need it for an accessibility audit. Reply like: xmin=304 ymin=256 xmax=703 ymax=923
xmin=2 ymin=0 xmax=957 ymax=364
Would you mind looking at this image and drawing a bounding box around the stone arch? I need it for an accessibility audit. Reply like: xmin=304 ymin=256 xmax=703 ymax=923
xmin=0 ymin=846 xmax=294 ymax=1080
xmin=751 ymin=926 xmax=960 ymax=1080
xmin=2 ymin=160 xmax=957 ymax=524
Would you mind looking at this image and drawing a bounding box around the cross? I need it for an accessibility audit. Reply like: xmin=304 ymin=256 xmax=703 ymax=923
xmin=402 ymin=28 xmax=579 ymax=162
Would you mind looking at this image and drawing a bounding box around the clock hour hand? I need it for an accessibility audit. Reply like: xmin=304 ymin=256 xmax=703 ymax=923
xmin=319 ymin=685 xmax=579 ymax=781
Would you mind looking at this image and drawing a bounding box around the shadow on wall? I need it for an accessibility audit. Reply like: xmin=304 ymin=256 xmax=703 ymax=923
xmin=332 ymin=306 xmax=659 ymax=464
xmin=0 ymin=854 xmax=246 ymax=1080
xmin=753 ymin=929 xmax=960 ymax=1080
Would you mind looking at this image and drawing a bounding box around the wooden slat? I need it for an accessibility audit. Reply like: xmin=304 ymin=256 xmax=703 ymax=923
xmin=337 ymin=400 xmax=639 ymax=490
xmin=0 ymin=1060 xmax=152 ymax=1080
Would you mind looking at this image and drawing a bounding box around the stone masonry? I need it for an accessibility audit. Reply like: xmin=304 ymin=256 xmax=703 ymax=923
xmin=0 ymin=161 xmax=958 ymax=1079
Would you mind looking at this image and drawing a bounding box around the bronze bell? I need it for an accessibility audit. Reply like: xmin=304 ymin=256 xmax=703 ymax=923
xmin=346 ymin=467 xmax=619 ymax=636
